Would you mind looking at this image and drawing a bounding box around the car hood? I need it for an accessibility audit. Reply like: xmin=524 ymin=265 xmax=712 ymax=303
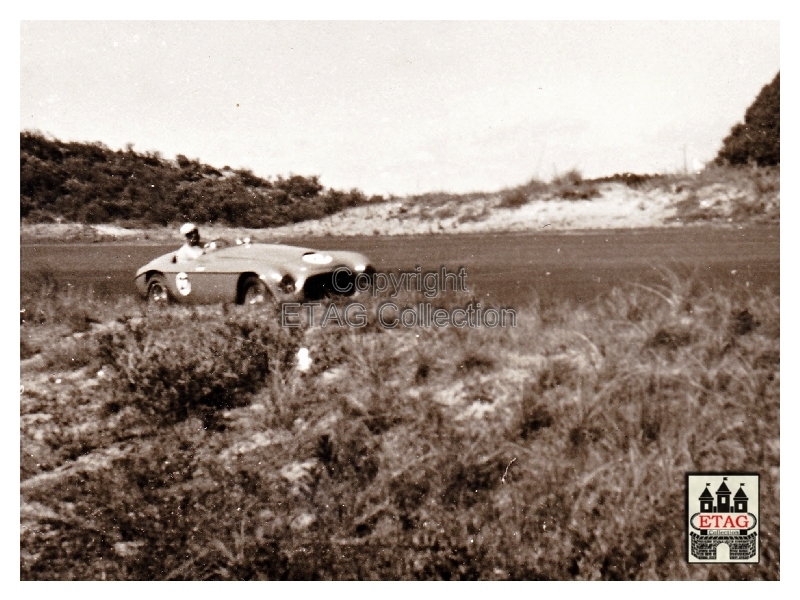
xmin=211 ymin=243 xmax=318 ymax=262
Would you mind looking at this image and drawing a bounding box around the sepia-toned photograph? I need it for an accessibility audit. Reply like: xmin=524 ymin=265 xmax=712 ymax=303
xmin=19 ymin=20 xmax=780 ymax=581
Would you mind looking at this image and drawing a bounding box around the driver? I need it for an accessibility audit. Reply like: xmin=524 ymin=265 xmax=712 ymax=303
xmin=176 ymin=223 xmax=204 ymax=262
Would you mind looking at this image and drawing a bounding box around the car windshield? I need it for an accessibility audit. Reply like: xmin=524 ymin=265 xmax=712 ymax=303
xmin=203 ymin=238 xmax=232 ymax=251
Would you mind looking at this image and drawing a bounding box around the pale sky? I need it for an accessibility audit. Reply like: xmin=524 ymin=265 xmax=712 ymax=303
xmin=20 ymin=21 xmax=780 ymax=196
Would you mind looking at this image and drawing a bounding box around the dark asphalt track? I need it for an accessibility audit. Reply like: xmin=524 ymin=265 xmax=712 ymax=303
xmin=21 ymin=225 xmax=779 ymax=307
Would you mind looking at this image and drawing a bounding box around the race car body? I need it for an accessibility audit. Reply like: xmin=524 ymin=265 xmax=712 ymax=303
xmin=134 ymin=238 xmax=372 ymax=305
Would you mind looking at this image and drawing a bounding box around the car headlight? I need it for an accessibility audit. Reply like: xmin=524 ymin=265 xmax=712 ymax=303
xmin=354 ymin=263 xmax=366 ymax=272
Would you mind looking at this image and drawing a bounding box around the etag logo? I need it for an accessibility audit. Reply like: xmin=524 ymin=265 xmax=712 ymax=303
xmin=686 ymin=473 xmax=759 ymax=563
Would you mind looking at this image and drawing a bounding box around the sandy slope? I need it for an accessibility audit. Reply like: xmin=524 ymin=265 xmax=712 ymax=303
xmin=19 ymin=179 xmax=778 ymax=243
xmin=268 ymin=183 xmax=679 ymax=237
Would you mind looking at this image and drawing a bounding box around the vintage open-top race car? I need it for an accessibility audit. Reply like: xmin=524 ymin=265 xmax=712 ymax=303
xmin=134 ymin=238 xmax=373 ymax=305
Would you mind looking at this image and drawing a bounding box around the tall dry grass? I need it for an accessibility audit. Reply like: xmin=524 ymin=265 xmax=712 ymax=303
xmin=20 ymin=274 xmax=779 ymax=579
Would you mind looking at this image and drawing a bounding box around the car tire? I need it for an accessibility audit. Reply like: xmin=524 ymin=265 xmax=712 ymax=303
xmin=147 ymin=274 xmax=170 ymax=304
xmin=239 ymin=275 xmax=272 ymax=306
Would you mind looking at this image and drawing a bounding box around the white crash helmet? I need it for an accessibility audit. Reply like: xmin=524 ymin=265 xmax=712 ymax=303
xmin=180 ymin=222 xmax=198 ymax=236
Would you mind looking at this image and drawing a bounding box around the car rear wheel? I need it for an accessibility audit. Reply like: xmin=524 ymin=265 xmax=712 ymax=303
xmin=147 ymin=274 xmax=170 ymax=304
xmin=239 ymin=276 xmax=272 ymax=306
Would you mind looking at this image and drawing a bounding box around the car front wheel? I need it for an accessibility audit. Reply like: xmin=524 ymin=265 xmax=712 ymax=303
xmin=239 ymin=275 xmax=272 ymax=306
xmin=147 ymin=274 xmax=170 ymax=304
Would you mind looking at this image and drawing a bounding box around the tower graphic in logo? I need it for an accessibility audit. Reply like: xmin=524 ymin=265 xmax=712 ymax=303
xmin=686 ymin=473 xmax=759 ymax=563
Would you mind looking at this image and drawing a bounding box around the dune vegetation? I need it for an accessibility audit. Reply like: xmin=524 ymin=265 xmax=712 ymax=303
xmin=20 ymin=126 xmax=779 ymax=243
xmin=20 ymin=272 xmax=779 ymax=580
xmin=20 ymin=131 xmax=380 ymax=228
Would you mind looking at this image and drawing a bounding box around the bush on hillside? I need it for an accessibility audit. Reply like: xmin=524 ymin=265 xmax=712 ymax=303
xmin=20 ymin=131 xmax=380 ymax=227
xmin=716 ymin=73 xmax=780 ymax=167
xmin=552 ymin=169 xmax=600 ymax=200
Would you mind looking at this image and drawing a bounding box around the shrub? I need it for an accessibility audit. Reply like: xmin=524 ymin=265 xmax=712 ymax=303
xmin=498 ymin=190 xmax=530 ymax=208
xmin=553 ymin=169 xmax=584 ymax=187
xmin=660 ymin=163 xmax=779 ymax=224
xmin=20 ymin=131 xmax=372 ymax=227
xmin=592 ymin=172 xmax=659 ymax=189
xmin=101 ymin=308 xmax=299 ymax=423
xmin=716 ymin=73 xmax=780 ymax=167
xmin=552 ymin=169 xmax=600 ymax=200
xmin=498 ymin=177 xmax=549 ymax=208
xmin=20 ymin=268 xmax=148 ymax=334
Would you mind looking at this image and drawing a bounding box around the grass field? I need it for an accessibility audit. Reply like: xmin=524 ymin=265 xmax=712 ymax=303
xmin=20 ymin=271 xmax=779 ymax=580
